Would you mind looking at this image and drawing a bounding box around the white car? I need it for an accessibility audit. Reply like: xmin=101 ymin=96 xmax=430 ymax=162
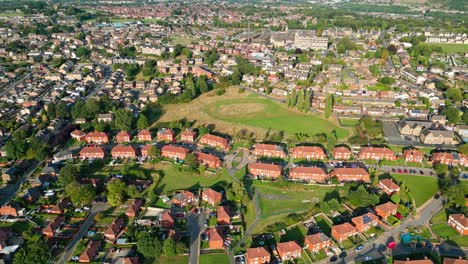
xmin=364 ymin=256 xmax=373 ymax=261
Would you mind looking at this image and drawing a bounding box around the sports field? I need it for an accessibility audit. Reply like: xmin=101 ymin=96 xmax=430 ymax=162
xmin=159 ymin=88 xmax=349 ymax=140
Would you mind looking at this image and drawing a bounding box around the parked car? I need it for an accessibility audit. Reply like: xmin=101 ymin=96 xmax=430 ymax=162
xmin=355 ymin=245 xmax=364 ymax=252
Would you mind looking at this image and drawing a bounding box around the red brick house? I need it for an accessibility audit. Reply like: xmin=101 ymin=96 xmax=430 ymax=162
xmin=394 ymin=259 xmax=434 ymax=264
xmin=375 ymin=202 xmax=398 ymax=219
xmin=137 ymin=129 xmax=153 ymax=142
xmin=329 ymin=168 xmax=370 ymax=183
xmin=245 ymin=247 xmax=271 ymax=264
xmin=432 ymin=152 xmax=468 ymax=167
xmin=181 ymin=129 xmax=197 ymax=143
xmin=116 ymin=131 xmax=131 ymax=143
xmin=85 ymin=131 xmax=109 ymax=144
xmin=202 ymin=188 xmax=222 ymax=206
xmin=171 ymin=190 xmax=198 ymax=207
xmin=79 ymin=240 xmax=101 ymax=263
xmin=448 ymin=214 xmax=468 ymax=235
xmin=332 ymin=146 xmax=352 ymax=160
xmin=42 ymin=215 xmax=65 ymax=238
xmin=276 ymin=241 xmax=302 ymax=261
xmin=80 ymin=146 xmax=105 ymax=159
xmin=331 ymin=222 xmax=358 ymax=242
xmin=199 ymin=134 xmax=229 ymax=151
xmin=351 ymin=212 xmax=378 ymax=232
xmin=71 ymin=129 xmax=86 ymax=141
xmin=209 ymin=227 xmax=224 ymax=249
xmin=252 ymin=144 xmax=287 ymax=159
xmin=161 ymin=145 xmax=190 ymax=160
xmin=125 ymin=199 xmax=143 ymax=218
xmin=160 ymin=211 xmax=175 ymax=229
xmin=141 ymin=144 xmax=153 ymax=158
xmin=403 ymin=149 xmax=423 ymax=163
xmin=290 ymin=146 xmax=326 ymax=160
xmin=304 ymin=233 xmax=331 ymax=252
xmin=104 ymin=218 xmax=125 ymax=242
xmin=50 ymin=198 xmax=70 ymax=214
xmin=378 ymin=179 xmax=400 ymax=195
xmin=196 ymin=152 xmax=221 ymax=168
xmin=358 ymin=147 xmax=397 ymax=161
xmin=443 ymin=257 xmax=468 ymax=264
xmin=248 ymin=163 xmax=282 ymax=180
xmin=289 ymin=166 xmax=328 ymax=183
xmin=0 ymin=205 xmax=22 ymax=217
xmin=111 ymin=145 xmax=137 ymax=159
xmin=217 ymin=206 xmax=231 ymax=225
xmin=157 ymin=128 xmax=175 ymax=142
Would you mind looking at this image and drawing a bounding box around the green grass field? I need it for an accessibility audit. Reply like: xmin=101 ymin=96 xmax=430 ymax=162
xmin=204 ymin=96 xmax=349 ymax=139
xmin=339 ymin=118 xmax=360 ymax=127
xmin=199 ymin=253 xmax=230 ymax=264
xmin=159 ymin=256 xmax=189 ymax=264
xmin=422 ymin=43 xmax=468 ymax=53
xmin=391 ymin=174 xmax=438 ymax=207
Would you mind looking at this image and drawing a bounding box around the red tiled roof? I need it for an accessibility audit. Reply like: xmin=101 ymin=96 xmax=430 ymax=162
xmin=379 ymin=179 xmax=400 ymax=190
xmin=375 ymin=202 xmax=398 ymax=213
xmin=248 ymin=163 xmax=282 ymax=172
xmin=246 ymin=247 xmax=270 ymax=260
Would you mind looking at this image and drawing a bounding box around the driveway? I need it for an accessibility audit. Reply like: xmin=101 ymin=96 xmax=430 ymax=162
xmin=187 ymin=212 xmax=207 ymax=264
xmin=56 ymin=202 xmax=109 ymax=263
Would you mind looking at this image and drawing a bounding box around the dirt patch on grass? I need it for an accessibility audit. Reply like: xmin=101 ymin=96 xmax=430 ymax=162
xmin=217 ymin=103 xmax=266 ymax=116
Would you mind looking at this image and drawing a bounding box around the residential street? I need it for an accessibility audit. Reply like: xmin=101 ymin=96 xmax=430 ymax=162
xmin=187 ymin=212 xmax=207 ymax=264
xmin=56 ymin=202 xmax=109 ymax=263
xmin=0 ymin=160 xmax=41 ymax=206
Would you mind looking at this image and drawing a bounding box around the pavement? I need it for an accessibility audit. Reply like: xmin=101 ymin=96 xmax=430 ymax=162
xmin=56 ymin=202 xmax=109 ymax=263
xmin=187 ymin=212 xmax=207 ymax=264
xmin=0 ymin=160 xmax=41 ymax=206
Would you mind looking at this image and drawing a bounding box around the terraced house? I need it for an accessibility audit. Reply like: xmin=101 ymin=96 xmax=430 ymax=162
xmin=403 ymin=148 xmax=423 ymax=163
xmin=157 ymin=128 xmax=175 ymax=142
xmin=245 ymin=247 xmax=271 ymax=264
xmin=448 ymin=214 xmax=468 ymax=235
xmin=358 ymin=147 xmax=396 ymax=161
xmin=181 ymin=128 xmax=197 ymax=142
xmin=431 ymin=152 xmax=468 ymax=167
xmin=199 ymin=134 xmax=230 ymax=151
xmin=289 ymin=166 xmax=328 ymax=183
xmin=248 ymin=163 xmax=282 ymax=180
xmin=195 ymin=152 xmax=222 ymax=168
xmin=80 ymin=146 xmax=105 ymax=159
xmin=115 ymin=131 xmax=131 ymax=143
xmin=329 ymin=168 xmax=370 ymax=182
xmin=289 ymin=146 xmax=326 ymax=160
xmin=161 ymin=145 xmax=190 ymax=160
xmin=332 ymin=146 xmax=352 ymax=160
xmin=331 ymin=222 xmax=358 ymax=242
xmin=137 ymin=129 xmax=153 ymax=142
xmin=252 ymin=143 xmax=287 ymax=158
xmin=111 ymin=145 xmax=137 ymax=159
xmin=85 ymin=131 xmax=109 ymax=144
xmin=276 ymin=241 xmax=302 ymax=261
xmin=304 ymin=233 xmax=331 ymax=252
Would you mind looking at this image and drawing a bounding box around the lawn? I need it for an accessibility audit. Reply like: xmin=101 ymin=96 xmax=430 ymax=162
xmin=199 ymin=253 xmax=230 ymax=264
xmin=159 ymin=256 xmax=189 ymax=264
xmin=340 ymin=118 xmax=360 ymax=127
xmin=281 ymin=225 xmax=308 ymax=246
xmin=204 ymin=96 xmax=349 ymax=139
xmin=391 ymin=174 xmax=438 ymax=207
xmin=315 ymin=215 xmax=333 ymax=235
xmin=422 ymin=43 xmax=468 ymax=53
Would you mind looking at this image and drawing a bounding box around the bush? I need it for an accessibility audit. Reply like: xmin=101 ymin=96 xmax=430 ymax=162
xmin=239 ymin=87 xmax=245 ymax=93
xmin=215 ymin=88 xmax=226 ymax=96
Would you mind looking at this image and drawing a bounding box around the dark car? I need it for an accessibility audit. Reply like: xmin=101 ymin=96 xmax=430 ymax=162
xmin=339 ymin=251 xmax=347 ymax=258
xmin=419 ymin=170 xmax=424 ymax=175
xmin=392 ymin=168 xmax=396 ymax=172
xmin=330 ymin=256 xmax=338 ymax=262
xmin=378 ymin=244 xmax=386 ymax=252
xmin=434 ymin=194 xmax=440 ymax=199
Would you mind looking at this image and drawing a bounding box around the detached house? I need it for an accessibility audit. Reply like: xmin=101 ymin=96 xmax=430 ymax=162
xmin=160 ymin=211 xmax=175 ymax=229
xmin=248 ymin=163 xmax=282 ymax=180
xmin=379 ymin=179 xmax=400 ymax=195
xmin=448 ymin=214 xmax=468 ymax=235
xmin=161 ymin=145 xmax=190 ymax=160
xmin=79 ymin=240 xmax=101 ymax=263
xmin=199 ymin=134 xmax=229 ymax=151
xmin=289 ymin=146 xmax=326 ymax=160
xmin=181 ymin=129 xmax=197 ymax=143
xmin=305 ymin=233 xmax=331 ymax=252
xmin=71 ymin=129 xmax=86 ymax=141
xmin=331 ymin=222 xmax=358 ymax=242
xmin=157 ymin=128 xmax=175 ymax=142
xmin=209 ymin=227 xmax=224 ymax=249
xmin=50 ymin=198 xmax=70 ymax=214
xmin=85 ymin=132 xmax=109 ymax=144
xmin=289 ymin=166 xmax=328 ymax=183
xmin=171 ymin=190 xmax=198 ymax=207
xmin=375 ymin=202 xmax=398 ymax=219
xmin=43 ymin=215 xmax=65 ymax=237
xmin=276 ymin=241 xmax=302 ymax=261
xmin=137 ymin=129 xmax=153 ymax=142
xmin=111 ymin=145 xmax=137 ymax=159
xmin=332 ymin=146 xmax=352 ymax=160
xmin=80 ymin=146 xmax=105 ymax=159
xmin=196 ymin=152 xmax=222 ymax=168
xmin=217 ymin=206 xmax=231 ymax=225
xmin=329 ymin=168 xmax=370 ymax=183
xmin=125 ymin=199 xmax=143 ymax=218
xmin=252 ymin=144 xmax=287 ymax=159
xmin=202 ymin=188 xmax=222 ymax=206
xmin=351 ymin=213 xmax=378 ymax=232
xmin=0 ymin=204 xmax=24 ymax=217
xmin=403 ymin=149 xmax=423 ymax=163
xmin=358 ymin=147 xmax=396 ymax=161
xmin=245 ymin=247 xmax=271 ymax=264
xmin=105 ymin=218 xmax=125 ymax=242
xmin=116 ymin=131 xmax=131 ymax=143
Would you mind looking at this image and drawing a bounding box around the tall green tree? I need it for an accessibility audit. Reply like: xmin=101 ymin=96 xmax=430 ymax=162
xmin=65 ymin=182 xmax=96 ymax=206
xmin=196 ymin=75 xmax=209 ymax=93
xmin=137 ymin=232 xmax=162 ymax=258
xmin=114 ymin=109 xmax=134 ymax=131
xmin=443 ymin=107 xmax=461 ymax=124
xmin=13 ymin=240 xmax=51 ymax=264
xmin=58 ymin=164 xmax=78 ymax=186
xmin=325 ymin=94 xmax=333 ymax=118
xmin=162 ymin=237 xmax=177 ymax=256
xmin=136 ymin=114 xmax=149 ymax=129
xmin=107 ymin=179 xmax=126 ymax=206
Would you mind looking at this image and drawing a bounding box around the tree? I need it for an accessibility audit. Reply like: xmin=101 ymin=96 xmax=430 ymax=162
xmin=142 ymin=60 xmax=157 ymax=77
xmin=162 ymin=237 xmax=177 ymax=256
xmin=58 ymin=164 xmax=78 ymax=186
xmin=5 ymin=138 xmax=27 ymax=160
xmin=136 ymin=114 xmax=149 ymax=129
xmin=137 ymin=232 xmax=162 ymax=258
xmin=445 ymin=184 xmax=466 ymax=209
xmin=196 ymin=75 xmax=209 ymax=94
xmin=147 ymin=146 xmax=161 ymax=159
xmin=433 ymin=163 xmax=448 ymax=176
xmin=348 ymin=185 xmax=379 ymax=207
xmin=65 ymin=182 xmax=96 ymax=206
xmin=390 ymin=193 xmax=401 ymax=204
xmin=446 ymin=88 xmax=463 ymax=102
xmin=463 ymin=111 xmax=468 ymax=125
xmin=435 ymin=79 xmax=448 ymax=91
xmin=114 ymin=109 xmax=134 ymax=131
xmin=458 ymin=144 xmax=468 ymax=155
xmin=184 ymin=153 xmax=198 ymax=169
xmin=55 ymin=102 xmax=70 ymax=118
xmin=443 ymin=107 xmax=461 ymax=124
xmin=13 ymin=240 xmax=51 ymax=264
xmin=76 ymin=47 xmax=90 ymax=58
xmin=325 ymin=94 xmax=333 ymax=118
xmin=107 ymin=179 xmax=126 ymax=206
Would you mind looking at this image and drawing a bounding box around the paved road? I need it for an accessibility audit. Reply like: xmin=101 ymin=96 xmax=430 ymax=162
xmin=0 ymin=73 xmax=31 ymax=97
xmin=0 ymin=160 xmax=41 ymax=206
xmin=57 ymin=202 xmax=109 ymax=263
xmin=187 ymin=212 xmax=207 ymax=264
xmin=317 ymin=197 xmax=445 ymax=264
